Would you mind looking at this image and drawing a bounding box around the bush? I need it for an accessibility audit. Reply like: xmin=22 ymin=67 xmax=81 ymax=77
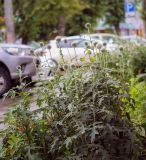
xmin=130 ymin=45 xmax=146 ymax=76
xmin=0 ymin=61 xmax=141 ymax=159
xmin=127 ymin=79 xmax=146 ymax=128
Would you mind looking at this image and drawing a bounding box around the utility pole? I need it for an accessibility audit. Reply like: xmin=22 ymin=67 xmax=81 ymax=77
xmin=4 ymin=0 xmax=15 ymax=43
xmin=143 ymin=0 xmax=146 ymax=38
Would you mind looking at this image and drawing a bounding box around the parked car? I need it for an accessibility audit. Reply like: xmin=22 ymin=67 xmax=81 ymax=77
xmin=57 ymin=34 xmax=120 ymax=51
xmin=82 ymin=33 xmax=121 ymax=51
xmin=35 ymin=37 xmax=108 ymax=76
xmin=83 ymin=33 xmax=119 ymax=43
xmin=120 ymin=35 xmax=146 ymax=46
xmin=0 ymin=44 xmax=39 ymax=96
xmin=55 ymin=33 xmax=119 ymax=44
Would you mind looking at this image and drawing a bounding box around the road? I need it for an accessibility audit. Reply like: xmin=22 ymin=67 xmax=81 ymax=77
xmin=0 ymin=96 xmax=20 ymax=130
xmin=0 ymin=98 xmax=19 ymax=130
xmin=0 ymin=97 xmax=19 ymax=121
xmin=0 ymin=87 xmax=36 ymax=130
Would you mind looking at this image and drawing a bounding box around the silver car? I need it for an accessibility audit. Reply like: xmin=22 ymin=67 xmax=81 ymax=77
xmin=0 ymin=44 xmax=39 ymax=96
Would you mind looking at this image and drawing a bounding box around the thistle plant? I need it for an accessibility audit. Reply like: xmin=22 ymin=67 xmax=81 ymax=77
xmin=0 ymin=32 xmax=146 ymax=159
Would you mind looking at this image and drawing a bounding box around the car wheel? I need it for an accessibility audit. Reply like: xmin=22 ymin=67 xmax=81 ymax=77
xmin=0 ymin=66 xmax=12 ymax=96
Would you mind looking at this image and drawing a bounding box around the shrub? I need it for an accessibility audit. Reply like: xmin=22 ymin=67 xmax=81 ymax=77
xmin=0 ymin=62 xmax=141 ymax=159
xmin=130 ymin=45 xmax=146 ymax=76
xmin=127 ymin=79 xmax=146 ymax=128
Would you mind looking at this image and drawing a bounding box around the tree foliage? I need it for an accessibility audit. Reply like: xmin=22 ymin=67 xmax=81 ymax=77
xmin=104 ymin=0 xmax=124 ymax=34
xmin=13 ymin=0 xmax=85 ymax=43
xmin=0 ymin=0 xmax=125 ymax=42
xmin=66 ymin=0 xmax=107 ymax=35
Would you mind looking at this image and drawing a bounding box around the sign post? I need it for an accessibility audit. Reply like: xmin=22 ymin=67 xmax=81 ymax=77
xmin=124 ymin=0 xmax=145 ymax=37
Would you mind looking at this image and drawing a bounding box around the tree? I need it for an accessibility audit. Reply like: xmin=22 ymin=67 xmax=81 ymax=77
xmin=66 ymin=0 xmax=107 ymax=35
xmin=13 ymin=0 xmax=85 ymax=43
xmin=0 ymin=0 xmax=126 ymax=42
xmin=11 ymin=0 xmax=108 ymax=42
xmin=104 ymin=0 xmax=125 ymax=34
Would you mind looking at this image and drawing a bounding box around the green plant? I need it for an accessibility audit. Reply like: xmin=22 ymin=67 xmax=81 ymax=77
xmin=0 ymin=60 xmax=141 ymax=159
xmin=130 ymin=45 xmax=146 ymax=76
xmin=1 ymin=39 xmax=146 ymax=159
xmin=127 ymin=79 xmax=146 ymax=126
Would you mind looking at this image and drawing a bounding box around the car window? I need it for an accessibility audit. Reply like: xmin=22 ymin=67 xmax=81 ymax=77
xmin=56 ymin=39 xmax=81 ymax=48
xmin=76 ymin=40 xmax=90 ymax=48
xmin=90 ymin=36 xmax=100 ymax=40
xmin=102 ymin=36 xmax=115 ymax=43
xmin=77 ymin=40 xmax=100 ymax=48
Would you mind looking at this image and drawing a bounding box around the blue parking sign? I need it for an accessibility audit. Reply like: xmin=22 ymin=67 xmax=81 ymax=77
xmin=125 ymin=2 xmax=135 ymax=12
xmin=125 ymin=2 xmax=136 ymax=17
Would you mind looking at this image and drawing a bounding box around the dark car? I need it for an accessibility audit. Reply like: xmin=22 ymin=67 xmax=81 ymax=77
xmin=0 ymin=43 xmax=39 ymax=96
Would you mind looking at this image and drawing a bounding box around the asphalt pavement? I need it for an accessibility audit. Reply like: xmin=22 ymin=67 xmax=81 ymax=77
xmin=0 ymin=96 xmax=20 ymax=130
xmin=0 ymin=86 xmax=36 ymax=130
xmin=0 ymin=97 xmax=19 ymax=120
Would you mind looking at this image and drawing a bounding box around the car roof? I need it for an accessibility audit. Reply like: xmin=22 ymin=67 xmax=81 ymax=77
xmin=89 ymin=33 xmax=118 ymax=37
xmin=0 ymin=43 xmax=33 ymax=49
xmin=55 ymin=35 xmax=82 ymax=40
xmin=120 ymin=35 xmax=145 ymax=40
xmin=54 ymin=34 xmax=118 ymax=41
xmin=53 ymin=37 xmax=103 ymax=43
xmin=120 ymin=35 xmax=146 ymax=41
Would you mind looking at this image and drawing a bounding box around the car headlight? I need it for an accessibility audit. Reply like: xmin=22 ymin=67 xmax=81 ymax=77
xmin=3 ymin=47 xmax=33 ymax=56
xmin=41 ymin=58 xmax=58 ymax=70
xmin=47 ymin=59 xmax=58 ymax=70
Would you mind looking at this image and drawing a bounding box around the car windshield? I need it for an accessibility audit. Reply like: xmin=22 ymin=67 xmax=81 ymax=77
xmin=91 ymin=35 xmax=118 ymax=44
xmin=55 ymin=38 xmax=102 ymax=48
xmin=56 ymin=38 xmax=82 ymax=48
xmin=76 ymin=40 xmax=101 ymax=48
xmin=102 ymin=36 xmax=116 ymax=44
xmin=76 ymin=40 xmax=91 ymax=48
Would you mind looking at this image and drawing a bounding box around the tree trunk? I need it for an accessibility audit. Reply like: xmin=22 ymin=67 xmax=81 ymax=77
xmin=114 ymin=24 xmax=120 ymax=35
xmin=22 ymin=36 xmax=29 ymax=44
xmin=4 ymin=0 xmax=15 ymax=43
xmin=58 ymin=16 xmax=65 ymax=36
